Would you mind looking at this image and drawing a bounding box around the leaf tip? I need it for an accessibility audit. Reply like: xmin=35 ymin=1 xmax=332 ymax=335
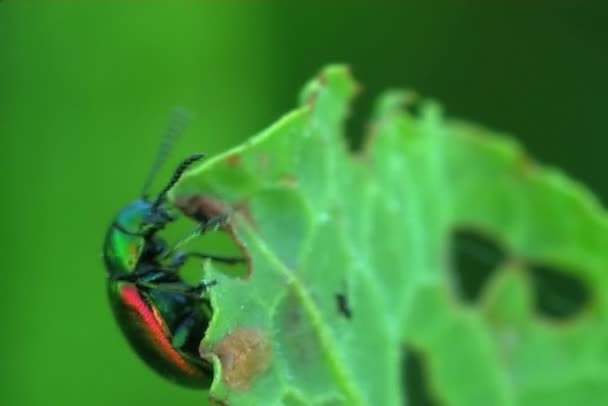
xmin=372 ymin=89 xmax=419 ymax=121
xmin=298 ymin=64 xmax=359 ymax=110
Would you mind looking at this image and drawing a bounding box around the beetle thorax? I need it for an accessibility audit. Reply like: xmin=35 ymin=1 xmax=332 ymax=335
xmin=104 ymin=199 xmax=162 ymax=276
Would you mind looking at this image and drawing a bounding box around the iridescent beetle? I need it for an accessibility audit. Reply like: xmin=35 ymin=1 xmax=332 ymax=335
xmin=103 ymin=112 xmax=242 ymax=388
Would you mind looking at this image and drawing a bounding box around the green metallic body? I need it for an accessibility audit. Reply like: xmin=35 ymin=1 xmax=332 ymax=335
xmin=104 ymin=198 xmax=213 ymax=388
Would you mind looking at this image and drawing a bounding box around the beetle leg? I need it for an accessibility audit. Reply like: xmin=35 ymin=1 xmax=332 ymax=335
xmin=121 ymin=268 xmax=167 ymax=283
xmin=171 ymin=213 xmax=230 ymax=253
xmin=171 ymin=314 xmax=197 ymax=349
xmin=134 ymin=280 xmax=187 ymax=294
xmin=170 ymin=252 xmax=188 ymax=269
xmin=134 ymin=279 xmax=215 ymax=299
xmin=171 ymin=314 xmax=214 ymax=371
xmin=200 ymin=213 xmax=229 ymax=233
xmin=172 ymin=251 xmax=245 ymax=268
xmin=190 ymin=279 xmax=217 ymax=294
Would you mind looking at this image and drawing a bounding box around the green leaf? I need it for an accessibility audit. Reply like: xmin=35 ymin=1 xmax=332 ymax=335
xmin=172 ymin=66 xmax=608 ymax=406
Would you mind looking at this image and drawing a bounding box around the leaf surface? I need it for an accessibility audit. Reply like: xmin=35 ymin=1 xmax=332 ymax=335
xmin=173 ymin=66 xmax=608 ymax=406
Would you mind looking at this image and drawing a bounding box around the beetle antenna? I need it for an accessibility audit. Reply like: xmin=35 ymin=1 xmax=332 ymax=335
xmin=141 ymin=108 xmax=191 ymax=199
xmin=153 ymin=153 xmax=204 ymax=208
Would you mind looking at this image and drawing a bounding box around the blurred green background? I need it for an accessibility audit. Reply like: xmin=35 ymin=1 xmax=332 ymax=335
xmin=1 ymin=2 xmax=607 ymax=405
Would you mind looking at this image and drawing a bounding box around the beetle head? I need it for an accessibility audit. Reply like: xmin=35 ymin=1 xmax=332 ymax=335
xmin=103 ymin=153 xmax=203 ymax=277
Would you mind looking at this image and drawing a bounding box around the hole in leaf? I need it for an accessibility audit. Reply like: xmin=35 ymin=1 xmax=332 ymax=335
xmin=346 ymin=93 xmax=366 ymax=151
xmin=401 ymin=346 xmax=439 ymax=406
xmin=175 ymin=194 xmax=250 ymax=278
xmin=527 ymin=262 xmax=589 ymax=320
xmin=335 ymin=293 xmax=352 ymax=319
xmin=449 ymin=229 xmax=506 ymax=303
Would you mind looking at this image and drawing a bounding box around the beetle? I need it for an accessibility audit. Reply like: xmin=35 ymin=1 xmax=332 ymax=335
xmin=103 ymin=116 xmax=242 ymax=388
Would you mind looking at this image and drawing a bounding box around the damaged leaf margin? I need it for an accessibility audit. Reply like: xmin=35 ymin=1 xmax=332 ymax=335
xmin=170 ymin=65 xmax=608 ymax=406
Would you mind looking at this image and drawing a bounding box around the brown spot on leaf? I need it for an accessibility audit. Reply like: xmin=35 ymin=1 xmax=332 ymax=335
xmin=306 ymin=91 xmax=319 ymax=108
xmin=318 ymin=72 xmax=328 ymax=86
xmin=227 ymin=154 xmax=241 ymax=168
xmin=212 ymin=328 xmax=272 ymax=391
xmin=208 ymin=397 xmax=229 ymax=406
xmin=516 ymin=152 xmax=536 ymax=176
xmin=281 ymin=174 xmax=298 ymax=187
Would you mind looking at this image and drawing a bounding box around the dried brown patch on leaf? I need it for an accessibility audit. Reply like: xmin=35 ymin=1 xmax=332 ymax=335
xmin=176 ymin=194 xmax=227 ymax=224
xmin=208 ymin=397 xmax=229 ymax=406
xmin=281 ymin=174 xmax=298 ymax=188
xmin=213 ymin=328 xmax=272 ymax=391
xmin=227 ymin=154 xmax=241 ymax=168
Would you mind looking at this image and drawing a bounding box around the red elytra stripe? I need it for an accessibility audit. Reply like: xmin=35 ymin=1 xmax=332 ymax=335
xmin=121 ymin=285 xmax=197 ymax=375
